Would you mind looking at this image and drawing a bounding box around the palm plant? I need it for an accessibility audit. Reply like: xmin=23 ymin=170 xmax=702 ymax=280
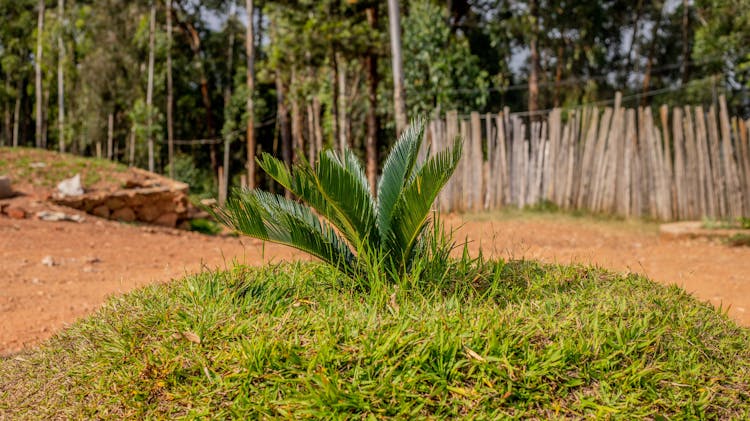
xmin=212 ymin=119 xmax=462 ymax=280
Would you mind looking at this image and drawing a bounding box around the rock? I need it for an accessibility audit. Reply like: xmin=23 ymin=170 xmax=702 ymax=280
xmin=200 ymin=198 xmax=217 ymax=207
xmin=111 ymin=207 xmax=136 ymax=223
xmin=83 ymin=199 xmax=101 ymax=212
xmin=155 ymin=199 xmax=177 ymax=215
xmin=29 ymin=162 xmax=46 ymax=169
xmin=41 ymin=256 xmax=56 ymax=267
xmin=104 ymin=197 xmax=126 ymax=210
xmin=153 ymin=212 xmax=178 ymax=228
xmin=84 ymin=256 xmax=101 ymax=264
xmin=5 ymin=206 xmax=26 ymax=219
xmin=36 ymin=211 xmax=85 ymax=223
xmin=57 ymin=174 xmax=84 ymax=197
xmin=0 ymin=176 xmax=13 ymax=199
xmin=92 ymin=205 xmax=110 ymax=219
xmin=136 ymin=205 xmax=160 ymax=222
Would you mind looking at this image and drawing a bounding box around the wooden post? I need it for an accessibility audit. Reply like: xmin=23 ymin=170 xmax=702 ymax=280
xmin=719 ymin=95 xmax=743 ymax=217
xmin=470 ymin=112 xmax=483 ymax=212
xmin=706 ymin=105 xmax=727 ymax=218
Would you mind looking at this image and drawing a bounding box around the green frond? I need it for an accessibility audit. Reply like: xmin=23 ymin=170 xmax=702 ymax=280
xmin=216 ymin=118 xmax=461 ymax=281
xmin=376 ymin=119 xmax=426 ymax=240
xmin=212 ymin=189 xmax=356 ymax=276
xmin=312 ymin=149 xmax=379 ymax=250
xmin=387 ymin=136 xmax=463 ymax=273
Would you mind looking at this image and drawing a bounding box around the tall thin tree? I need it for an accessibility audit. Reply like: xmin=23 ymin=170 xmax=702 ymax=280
xmin=57 ymin=0 xmax=65 ymax=153
xmin=528 ymin=0 xmax=540 ymax=115
xmin=222 ymin=2 xmax=236 ymax=203
xmin=365 ymin=6 xmax=379 ymax=194
xmin=681 ymin=0 xmax=690 ymax=83
xmin=387 ymin=0 xmax=407 ymax=135
xmin=245 ymin=0 xmax=256 ymax=188
xmin=35 ymin=0 xmax=45 ymax=148
xmin=146 ymin=2 xmax=156 ymax=172
xmin=166 ymin=0 xmax=174 ymax=177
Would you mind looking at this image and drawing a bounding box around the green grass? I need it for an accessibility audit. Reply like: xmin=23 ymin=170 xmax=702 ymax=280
xmin=726 ymin=233 xmax=750 ymax=247
xmin=0 ymin=146 xmax=126 ymax=188
xmin=702 ymin=217 xmax=750 ymax=231
xmin=188 ymin=218 xmax=223 ymax=235
xmin=2 ymin=260 xmax=749 ymax=419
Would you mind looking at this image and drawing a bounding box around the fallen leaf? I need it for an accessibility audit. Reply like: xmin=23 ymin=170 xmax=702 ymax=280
xmin=464 ymin=346 xmax=486 ymax=362
xmin=182 ymin=331 xmax=201 ymax=344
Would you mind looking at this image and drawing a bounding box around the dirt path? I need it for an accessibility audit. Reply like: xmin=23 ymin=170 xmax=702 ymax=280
xmin=0 ymin=217 xmax=306 ymax=355
xmin=459 ymin=213 xmax=750 ymax=325
xmin=2 ymin=212 xmax=749 ymax=355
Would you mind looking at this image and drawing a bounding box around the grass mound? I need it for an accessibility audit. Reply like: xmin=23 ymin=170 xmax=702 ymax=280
xmin=2 ymin=261 xmax=749 ymax=419
xmin=0 ymin=146 xmax=126 ymax=189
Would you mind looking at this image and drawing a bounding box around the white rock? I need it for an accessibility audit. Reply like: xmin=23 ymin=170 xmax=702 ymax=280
xmin=41 ymin=256 xmax=56 ymax=267
xmin=36 ymin=211 xmax=85 ymax=223
xmin=57 ymin=174 xmax=84 ymax=197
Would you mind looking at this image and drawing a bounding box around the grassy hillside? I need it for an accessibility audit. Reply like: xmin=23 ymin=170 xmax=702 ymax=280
xmin=2 ymin=260 xmax=749 ymax=419
xmin=0 ymin=147 xmax=127 ymax=189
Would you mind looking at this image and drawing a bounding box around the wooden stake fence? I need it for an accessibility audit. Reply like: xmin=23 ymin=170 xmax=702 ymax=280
xmin=424 ymin=94 xmax=750 ymax=220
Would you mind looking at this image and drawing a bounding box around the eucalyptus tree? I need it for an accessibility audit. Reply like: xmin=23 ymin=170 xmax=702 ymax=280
xmin=35 ymin=0 xmax=44 ymax=148
xmin=387 ymin=0 xmax=407 ymax=135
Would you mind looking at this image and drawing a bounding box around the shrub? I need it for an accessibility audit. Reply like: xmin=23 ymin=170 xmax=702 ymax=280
xmin=212 ymin=119 xmax=462 ymax=281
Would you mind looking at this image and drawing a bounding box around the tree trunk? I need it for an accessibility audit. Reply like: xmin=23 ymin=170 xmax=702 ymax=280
xmin=107 ymin=112 xmax=114 ymax=159
xmin=387 ymin=0 xmax=407 ymax=135
xmin=276 ymin=71 xmax=292 ymax=187
xmin=624 ymin=0 xmax=644 ymax=81
xmin=313 ymin=98 xmax=323 ymax=156
xmin=129 ymin=127 xmax=135 ymax=166
xmin=641 ymin=2 xmax=664 ymax=106
xmin=681 ymin=0 xmax=690 ymax=83
xmin=365 ymin=7 xmax=379 ymax=195
xmin=306 ymin=102 xmax=316 ymax=163
xmin=12 ymin=80 xmax=21 ymax=147
xmin=166 ymin=0 xmax=175 ymax=177
xmin=337 ymin=53 xmax=347 ymax=154
xmin=57 ymin=0 xmax=65 ymax=153
xmin=528 ymin=0 xmax=540 ymax=116
xmin=35 ymin=0 xmax=44 ymax=148
xmin=42 ymin=87 xmax=49 ymax=148
xmin=146 ymin=2 xmax=156 ymax=172
xmin=290 ymin=68 xmax=304 ymax=163
xmin=222 ymin=2 xmax=235 ymax=200
xmin=183 ymin=20 xmax=217 ymax=171
xmin=3 ymin=78 xmax=11 ymax=146
xmin=553 ymin=43 xmax=564 ymax=107
xmin=331 ymin=51 xmax=340 ymax=146
xmin=245 ymin=0 xmax=256 ymax=189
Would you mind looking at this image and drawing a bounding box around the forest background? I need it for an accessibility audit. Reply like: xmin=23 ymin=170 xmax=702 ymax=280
xmin=1 ymin=0 xmax=748 ymax=198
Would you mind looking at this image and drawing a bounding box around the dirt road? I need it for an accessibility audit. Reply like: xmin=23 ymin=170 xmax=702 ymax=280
xmin=1 ymin=212 xmax=749 ymax=355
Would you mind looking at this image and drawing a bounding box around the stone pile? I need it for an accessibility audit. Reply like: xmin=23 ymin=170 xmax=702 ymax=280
xmin=53 ymin=168 xmax=193 ymax=228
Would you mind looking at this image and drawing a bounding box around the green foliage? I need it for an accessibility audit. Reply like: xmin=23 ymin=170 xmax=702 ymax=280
xmin=188 ymin=218 xmax=222 ymax=236
xmin=727 ymin=233 xmax=750 ymax=247
xmin=403 ymin=0 xmax=489 ymax=117
xmin=213 ymin=119 xmax=462 ymax=280
xmin=693 ymin=0 xmax=750 ymax=88
xmin=172 ymin=153 xmax=217 ymax=200
xmin=3 ymin=261 xmax=750 ymax=418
